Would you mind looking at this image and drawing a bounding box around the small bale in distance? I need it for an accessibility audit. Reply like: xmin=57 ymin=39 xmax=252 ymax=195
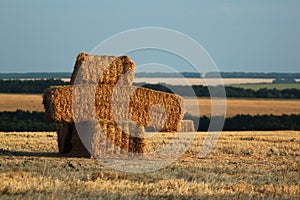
xmin=179 ymin=120 xmax=195 ymax=132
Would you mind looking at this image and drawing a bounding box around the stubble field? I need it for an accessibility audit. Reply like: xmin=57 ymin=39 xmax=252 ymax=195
xmin=0 ymin=131 xmax=299 ymax=199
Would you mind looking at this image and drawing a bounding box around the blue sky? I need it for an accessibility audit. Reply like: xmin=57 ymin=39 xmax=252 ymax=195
xmin=0 ymin=0 xmax=299 ymax=73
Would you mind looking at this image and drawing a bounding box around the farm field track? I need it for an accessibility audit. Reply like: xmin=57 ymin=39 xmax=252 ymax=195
xmin=1 ymin=94 xmax=300 ymax=117
xmin=133 ymin=78 xmax=281 ymax=85
xmin=231 ymin=83 xmax=300 ymax=90
xmin=0 ymin=131 xmax=299 ymax=199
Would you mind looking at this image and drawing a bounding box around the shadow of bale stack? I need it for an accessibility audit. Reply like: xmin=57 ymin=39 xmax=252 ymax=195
xmin=43 ymin=52 xmax=185 ymax=157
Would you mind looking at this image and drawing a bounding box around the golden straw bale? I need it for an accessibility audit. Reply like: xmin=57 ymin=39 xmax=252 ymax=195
xmin=43 ymin=84 xmax=184 ymax=132
xmin=91 ymin=122 xmax=104 ymax=156
xmin=68 ymin=123 xmax=91 ymax=157
xmin=63 ymin=120 xmax=146 ymax=157
xmin=57 ymin=122 xmax=72 ymax=153
xmin=133 ymin=125 xmax=146 ymax=154
xmin=106 ymin=123 xmax=115 ymax=154
xmin=114 ymin=125 xmax=123 ymax=154
xmin=120 ymin=122 xmax=130 ymax=154
xmin=44 ymin=52 xmax=185 ymax=157
xmin=128 ymin=123 xmax=136 ymax=153
xmin=70 ymin=52 xmax=135 ymax=86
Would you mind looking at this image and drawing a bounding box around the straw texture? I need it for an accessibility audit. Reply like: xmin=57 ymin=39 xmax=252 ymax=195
xmin=43 ymin=84 xmax=184 ymax=132
xmin=63 ymin=120 xmax=146 ymax=157
xmin=57 ymin=122 xmax=72 ymax=153
xmin=70 ymin=52 xmax=135 ymax=86
xmin=179 ymin=120 xmax=195 ymax=132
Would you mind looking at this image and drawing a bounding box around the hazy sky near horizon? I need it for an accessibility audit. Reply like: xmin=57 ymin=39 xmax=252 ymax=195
xmin=0 ymin=0 xmax=299 ymax=73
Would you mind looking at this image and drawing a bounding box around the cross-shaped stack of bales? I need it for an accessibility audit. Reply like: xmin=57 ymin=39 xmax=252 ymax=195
xmin=43 ymin=52 xmax=187 ymax=157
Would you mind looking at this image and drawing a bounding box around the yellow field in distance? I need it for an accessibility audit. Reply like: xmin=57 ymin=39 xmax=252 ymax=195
xmin=0 ymin=94 xmax=44 ymax=112
xmin=1 ymin=93 xmax=300 ymax=117
xmin=184 ymin=97 xmax=300 ymax=117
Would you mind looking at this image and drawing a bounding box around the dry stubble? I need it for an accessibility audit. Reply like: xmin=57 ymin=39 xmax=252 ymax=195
xmin=0 ymin=131 xmax=299 ymax=199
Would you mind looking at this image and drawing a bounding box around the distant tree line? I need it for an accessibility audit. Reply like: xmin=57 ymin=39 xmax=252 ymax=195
xmin=185 ymin=113 xmax=300 ymax=131
xmin=137 ymin=83 xmax=300 ymax=99
xmin=0 ymin=79 xmax=68 ymax=93
xmin=0 ymin=110 xmax=57 ymax=132
xmin=0 ymin=110 xmax=299 ymax=132
xmin=0 ymin=79 xmax=299 ymax=99
xmin=0 ymin=72 xmax=71 ymax=79
xmin=272 ymin=77 xmax=297 ymax=84
xmin=1 ymin=72 xmax=300 ymax=79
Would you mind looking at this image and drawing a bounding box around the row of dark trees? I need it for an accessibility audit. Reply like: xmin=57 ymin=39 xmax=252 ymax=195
xmin=185 ymin=114 xmax=300 ymax=131
xmin=0 ymin=110 xmax=57 ymax=132
xmin=0 ymin=79 xmax=299 ymax=99
xmin=0 ymin=110 xmax=299 ymax=132
xmin=0 ymin=79 xmax=68 ymax=93
xmin=0 ymin=72 xmax=71 ymax=79
xmin=137 ymin=83 xmax=300 ymax=99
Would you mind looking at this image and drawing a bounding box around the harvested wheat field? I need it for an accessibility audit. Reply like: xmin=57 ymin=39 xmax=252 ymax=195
xmin=2 ymin=94 xmax=300 ymax=117
xmin=185 ymin=98 xmax=300 ymax=117
xmin=0 ymin=131 xmax=299 ymax=199
xmin=0 ymin=94 xmax=44 ymax=112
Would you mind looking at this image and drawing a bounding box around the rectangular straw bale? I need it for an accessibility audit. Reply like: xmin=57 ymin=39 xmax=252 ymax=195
xmin=128 ymin=123 xmax=136 ymax=154
xmin=68 ymin=120 xmax=108 ymax=157
xmin=179 ymin=120 xmax=195 ymax=132
xmin=70 ymin=52 xmax=135 ymax=86
xmin=136 ymin=127 xmax=146 ymax=154
xmin=106 ymin=123 xmax=115 ymax=154
xmin=112 ymin=121 xmax=145 ymax=154
xmin=120 ymin=122 xmax=130 ymax=154
xmin=127 ymin=123 xmax=146 ymax=154
xmin=57 ymin=122 xmax=72 ymax=153
xmin=43 ymin=84 xmax=184 ymax=132
xmin=69 ymin=123 xmax=91 ymax=157
xmin=65 ymin=120 xmax=146 ymax=157
xmin=91 ymin=122 xmax=106 ymax=156
xmin=114 ymin=125 xmax=123 ymax=154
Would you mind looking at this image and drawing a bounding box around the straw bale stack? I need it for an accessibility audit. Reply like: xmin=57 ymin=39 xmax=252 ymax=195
xmin=43 ymin=52 xmax=185 ymax=156
xmin=178 ymin=120 xmax=195 ymax=132
xmin=43 ymin=84 xmax=184 ymax=132
xmin=70 ymin=52 xmax=135 ymax=86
